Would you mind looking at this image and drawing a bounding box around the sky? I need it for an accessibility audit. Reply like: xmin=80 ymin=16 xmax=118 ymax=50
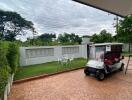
xmin=0 ymin=0 xmax=117 ymax=37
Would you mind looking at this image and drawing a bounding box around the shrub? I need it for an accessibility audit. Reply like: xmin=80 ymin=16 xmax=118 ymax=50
xmin=0 ymin=41 xmax=11 ymax=99
xmin=0 ymin=67 xmax=10 ymax=98
xmin=0 ymin=41 xmax=20 ymax=99
xmin=7 ymin=43 xmax=19 ymax=74
xmin=0 ymin=43 xmax=8 ymax=67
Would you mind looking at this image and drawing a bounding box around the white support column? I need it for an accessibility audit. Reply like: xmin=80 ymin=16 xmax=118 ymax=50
xmin=19 ymin=47 xmax=26 ymax=66
xmin=81 ymin=44 xmax=87 ymax=59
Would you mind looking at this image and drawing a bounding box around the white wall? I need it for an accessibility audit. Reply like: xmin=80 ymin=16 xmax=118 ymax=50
xmin=81 ymin=37 xmax=90 ymax=44
xmin=20 ymin=45 xmax=87 ymax=66
xmin=123 ymin=43 xmax=132 ymax=52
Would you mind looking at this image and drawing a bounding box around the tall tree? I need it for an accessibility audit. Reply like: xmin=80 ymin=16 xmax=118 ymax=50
xmin=58 ymin=33 xmax=82 ymax=44
xmin=115 ymin=15 xmax=132 ymax=43
xmin=90 ymin=30 xmax=113 ymax=43
xmin=90 ymin=34 xmax=100 ymax=43
xmin=0 ymin=10 xmax=35 ymax=41
xmin=25 ymin=33 xmax=56 ymax=46
xmin=58 ymin=33 xmax=69 ymax=43
xmin=115 ymin=15 xmax=132 ymax=52
xmin=38 ymin=33 xmax=56 ymax=42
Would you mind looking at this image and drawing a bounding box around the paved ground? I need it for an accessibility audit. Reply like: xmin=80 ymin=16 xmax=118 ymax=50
xmin=8 ymin=58 xmax=132 ymax=100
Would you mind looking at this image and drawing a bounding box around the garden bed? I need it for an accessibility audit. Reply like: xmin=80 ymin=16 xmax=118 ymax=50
xmin=14 ymin=58 xmax=87 ymax=80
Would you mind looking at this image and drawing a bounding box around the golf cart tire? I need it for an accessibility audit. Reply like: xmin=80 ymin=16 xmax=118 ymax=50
xmin=119 ymin=63 xmax=124 ymax=71
xmin=96 ymin=70 xmax=105 ymax=81
xmin=84 ymin=68 xmax=90 ymax=76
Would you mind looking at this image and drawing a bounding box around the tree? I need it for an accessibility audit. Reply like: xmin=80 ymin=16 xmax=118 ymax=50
xmin=70 ymin=33 xmax=82 ymax=44
xmin=99 ymin=30 xmax=113 ymax=42
xmin=24 ymin=33 xmax=56 ymax=46
xmin=0 ymin=10 xmax=35 ymax=41
xmin=90 ymin=34 xmax=100 ymax=43
xmin=90 ymin=30 xmax=113 ymax=43
xmin=58 ymin=33 xmax=82 ymax=45
xmin=3 ymin=31 xmax=16 ymax=41
xmin=115 ymin=15 xmax=132 ymax=43
xmin=58 ymin=33 xmax=69 ymax=43
xmin=115 ymin=15 xmax=132 ymax=52
xmin=38 ymin=33 xmax=56 ymax=43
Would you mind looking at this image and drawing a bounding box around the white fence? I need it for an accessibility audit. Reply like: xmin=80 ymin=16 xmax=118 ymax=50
xmin=122 ymin=43 xmax=132 ymax=52
xmin=20 ymin=45 xmax=87 ymax=66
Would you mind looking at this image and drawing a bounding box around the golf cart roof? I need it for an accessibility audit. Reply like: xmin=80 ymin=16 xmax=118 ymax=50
xmin=90 ymin=43 xmax=123 ymax=46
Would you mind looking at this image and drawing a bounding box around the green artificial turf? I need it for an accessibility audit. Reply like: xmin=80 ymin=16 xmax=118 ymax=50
xmin=14 ymin=58 xmax=87 ymax=80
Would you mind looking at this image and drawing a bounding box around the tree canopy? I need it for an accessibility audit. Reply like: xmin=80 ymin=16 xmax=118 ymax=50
xmin=115 ymin=15 xmax=132 ymax=43
xmin=90 ymin=29 xmax=113 ymax=43
xmin=58 ymin=33 xmax=82 ymax=45
xmin=0 ymin=10 xmax=35 ymax=41
xmin=38 ymin=33 xmax=56 ymax=42
xmin=25 ymin=33 xmax=56 ymax=46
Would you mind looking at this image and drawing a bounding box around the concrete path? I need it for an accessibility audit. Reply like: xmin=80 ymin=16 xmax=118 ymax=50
xmin=8 ymin=58 xmax=132 ymax=100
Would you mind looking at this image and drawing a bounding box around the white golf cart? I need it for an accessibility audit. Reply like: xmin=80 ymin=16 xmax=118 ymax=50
xmin=84 ymin=43 xmax=124 ymax=81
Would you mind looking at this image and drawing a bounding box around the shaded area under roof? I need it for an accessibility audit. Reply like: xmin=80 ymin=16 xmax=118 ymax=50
xmin=73 ymin=0 xmax=132 ymax=17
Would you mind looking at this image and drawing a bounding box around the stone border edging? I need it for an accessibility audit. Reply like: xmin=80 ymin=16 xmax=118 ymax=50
xmin=13 ymin=67 xmax=85 ymax=84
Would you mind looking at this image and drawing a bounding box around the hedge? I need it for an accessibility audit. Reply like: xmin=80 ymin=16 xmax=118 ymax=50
xmin=7 ymin=43 xmax=19 ymax=74
xmin=0 ymin=41 xmax=19 ymax=99
xmin=0 ymin=41 xmax=10 ymax=98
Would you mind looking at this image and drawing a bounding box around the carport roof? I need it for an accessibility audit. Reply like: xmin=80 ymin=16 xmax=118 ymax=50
xmin=73 ymin=0 xmax=132 ymax=17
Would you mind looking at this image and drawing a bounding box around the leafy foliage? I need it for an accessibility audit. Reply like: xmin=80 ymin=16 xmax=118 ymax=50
xmin=115 ymin=15 xmax=132 ymax=43
xmin=39 ymin=33 xmax=56 ymax=42
xmin=0 ymin=41 xmax=9 ymax=68
xmin=24 ymin=33 xmax=56 ymax=46
xmin=58 ymin=33 xmax=82 ymax=45
xmin=23 ymin=33 xmax=82 ymax=46
xmin=90 ymin=30 xmax=113 ymax=43
xmin=0 ymin=10 xmax=35 ymax=41
xmin=0 ymin=41 xmax=11 ymax=98
xmin=0 ymin=41 xmax=19 ymax=99
xmin=7 ymin=43 xmax=19 ymax=74
xmin=0 ymin=67 xmax=10 ymax=98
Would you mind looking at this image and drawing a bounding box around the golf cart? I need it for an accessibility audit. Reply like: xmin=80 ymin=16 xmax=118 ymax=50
xmin=84 ymin=43 xmax=124 ymax=81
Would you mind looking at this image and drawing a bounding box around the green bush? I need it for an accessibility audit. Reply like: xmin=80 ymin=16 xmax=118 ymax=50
xmin=0 ymin=43 xmax=8 ymax=67
xmin=0 ymin=41 xmax=19 ymax=99
xmin=0 ymin=41 xmax=11 ymax=99
xmin=0 ymin=67 xmax=10 ymax=98
xmin=7 ymin=43 xmax=19 ymax=74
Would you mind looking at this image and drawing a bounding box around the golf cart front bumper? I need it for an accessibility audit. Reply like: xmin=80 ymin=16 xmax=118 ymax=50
xmin=85 ymin=67 xmax=97 ymax=74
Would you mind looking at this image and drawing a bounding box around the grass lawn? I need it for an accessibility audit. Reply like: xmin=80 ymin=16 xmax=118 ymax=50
xmin=122 ymin=52 xmax=132 ymax=57
xmin=14 ymin=58 xmax=87 ymax=80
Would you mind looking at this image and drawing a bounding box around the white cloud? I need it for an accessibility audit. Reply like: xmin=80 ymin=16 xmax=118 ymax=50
xmin=0 ymin=2 xmax=14 ymax=11
xmin=0 ymin=0 xmax=117 ymax=36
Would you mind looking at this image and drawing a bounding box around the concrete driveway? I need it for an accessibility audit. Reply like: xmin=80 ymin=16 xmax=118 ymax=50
xmin=8 ymin=58 xmax=132 ymax=100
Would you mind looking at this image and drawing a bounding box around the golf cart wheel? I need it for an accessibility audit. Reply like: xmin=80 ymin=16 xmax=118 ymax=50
xmin=84 ymin=68 xmax=90 ymax=76
xmin=96 ymin=70 xmax=105 ymax=81
xmin=119 ymin=63 xmax=124 ymax=71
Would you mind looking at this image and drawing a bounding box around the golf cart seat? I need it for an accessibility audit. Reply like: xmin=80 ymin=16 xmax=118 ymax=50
xmin=104 ymin=52 xmax=121 ymax=65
